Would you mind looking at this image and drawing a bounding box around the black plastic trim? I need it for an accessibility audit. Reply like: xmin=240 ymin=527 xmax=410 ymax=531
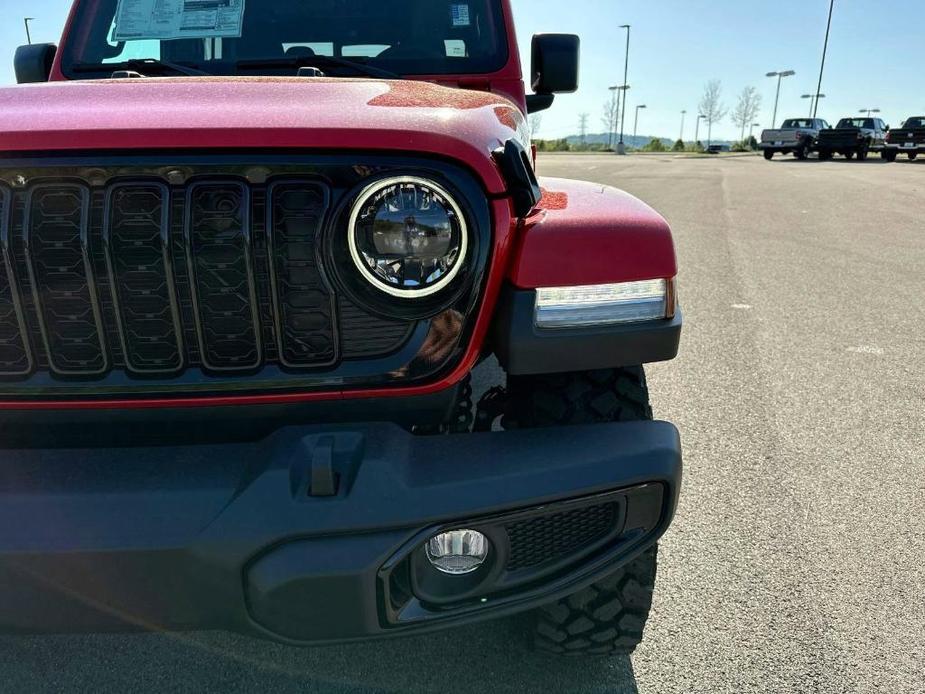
xmin=492 ymin=284 xmax=682 ymax=375
xmin=0 ymin=185 xmax=33 ymax=377
xmin=493 ymin=139 xmax=541 ymax=218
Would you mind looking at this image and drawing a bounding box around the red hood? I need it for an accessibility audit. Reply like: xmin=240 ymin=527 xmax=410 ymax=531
xmin=0 ymin=77 xmax=529 ymax=194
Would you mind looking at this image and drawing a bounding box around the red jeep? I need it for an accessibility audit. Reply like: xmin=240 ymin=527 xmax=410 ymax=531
xmin=6 ymin=0 xmax=681 ymax=656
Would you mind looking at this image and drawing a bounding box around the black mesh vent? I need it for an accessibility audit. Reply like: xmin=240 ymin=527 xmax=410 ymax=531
xmin=185 ymin=181 xmax=261 ymax=371
xmin=0 ymin=187 xmax=31 ymax=376
xmin=505 ymin=503 xmax=618 ymax=572
xmin=105 ymin=183 xmax=183 ymax=373
xmin=267 ymin=181 xmax=337 ymax=367
xmin=24 ymin=184 xmax=108 ymax=375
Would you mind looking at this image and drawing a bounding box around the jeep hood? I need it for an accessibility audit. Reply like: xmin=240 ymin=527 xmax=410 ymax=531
xmin=0 ymin=78 xmax=529 ymax=194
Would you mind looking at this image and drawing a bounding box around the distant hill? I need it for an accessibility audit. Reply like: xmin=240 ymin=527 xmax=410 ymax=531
xmin=551 ymin=132 xmax=735 ymax=148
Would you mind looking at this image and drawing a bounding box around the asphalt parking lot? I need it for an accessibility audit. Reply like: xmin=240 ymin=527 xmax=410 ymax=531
xmin=2 ymin=152 xmax=923 ymax=693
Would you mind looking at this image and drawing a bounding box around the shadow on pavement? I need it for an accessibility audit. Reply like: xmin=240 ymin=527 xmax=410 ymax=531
xmin=0 ymin=616 xmax=640 ymax=693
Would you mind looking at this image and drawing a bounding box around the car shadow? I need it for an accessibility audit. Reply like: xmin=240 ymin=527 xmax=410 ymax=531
xmin=0 ymin=617 xmax=641 ymax=693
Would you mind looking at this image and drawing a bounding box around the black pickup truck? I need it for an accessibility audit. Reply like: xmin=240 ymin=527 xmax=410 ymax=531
xmin=815 ymin=117 xmax=889 ymax=161
xmin=883 ymin=116 xmax=925 ymax=162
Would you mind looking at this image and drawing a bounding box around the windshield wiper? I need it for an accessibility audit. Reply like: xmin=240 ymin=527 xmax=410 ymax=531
xmin=235 ymin=56 xmax=401 ymax=80
xmin=72 ymin=58 xmax=209 ymax=77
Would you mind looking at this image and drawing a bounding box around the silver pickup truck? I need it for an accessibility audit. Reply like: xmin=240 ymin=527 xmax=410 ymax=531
xmin=760 ymin=118 xmax=829 ymax=160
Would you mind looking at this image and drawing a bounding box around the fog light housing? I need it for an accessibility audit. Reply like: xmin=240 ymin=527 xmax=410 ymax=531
xmin=425 ymin=529 xmax=489 ymax=575
xmin=535 ymin=278 xmax=674 ymax=329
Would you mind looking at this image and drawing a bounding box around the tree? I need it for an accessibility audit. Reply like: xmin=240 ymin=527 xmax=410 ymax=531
xmin=672 ymin=139 xmax=685 ymax=152
xmin=578 ymin=113 xmax=589 ymax=144
xmin=643 ymin=138 xmax=667 ymax=152
xmin=527 ymin=114 xmax=543 ymax=139
xmin=602 ymin=96 xmax=620 ymax=148
xmin=698 ymin=80 xmax=727 ymax=148
xmin=731 ymin=86 xmax=762 ymax=142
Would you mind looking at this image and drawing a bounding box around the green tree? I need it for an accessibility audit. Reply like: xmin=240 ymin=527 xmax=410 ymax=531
xmin=643 ymin=138 xmax=667 ymax=152
xmin=672 ymin=139 xmax=685 ymax=152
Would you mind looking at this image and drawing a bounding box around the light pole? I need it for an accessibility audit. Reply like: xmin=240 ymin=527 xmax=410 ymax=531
xmin=802 ymin=93 xmax=825 ymax=118
xmin=616 ymin=24 xmax=631 ymax=155
xmin=679 ymin=110 xmax=687 ymax=143
xmin=766 ymin=70 xmax=796 ymax=128
xmin=24 ymin=17 xmax=34 ymax=45
xmin=813 ymin=0 xmax=835 ymax=119
xmin=859 ymin=108 xmax=880 ymax=118
xmin=633 ymin=105 xmax=647 ymax=142
xmin=749 ymin=122 xmax=761 ymax=140
xmin=694 ymin=114 xmax=705 ymax=149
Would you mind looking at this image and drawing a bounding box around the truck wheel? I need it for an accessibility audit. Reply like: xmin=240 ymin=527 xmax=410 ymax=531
xmin=909 ymin=153 xmax=918 ymax=161
xmin=883 ymin=150 xmax=898 ymax=162
xmin=504 ymin=367 xmax=658 ymax=656
xmin=534 ymin=546 xmax=658 ymax=656
xmin=857 ymin=144 xmax=869 ymax=161
xmin=844 ymin=151 xmax=854 ymax=160
xmin=818 ymin=150 xmax=832 ymax=161
xmin=793 ymin=145 xmax=807 ymax=160
xmin=763 ymin=150 xmax=774 ymax=160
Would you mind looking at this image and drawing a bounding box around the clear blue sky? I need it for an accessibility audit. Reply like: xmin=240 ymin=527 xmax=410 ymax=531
xmin=3 ymin=1 xmax=924 ymax=141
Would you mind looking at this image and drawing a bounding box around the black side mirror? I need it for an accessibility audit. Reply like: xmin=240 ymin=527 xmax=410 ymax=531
xmin=14 ymin=44 xmax=57 ymax=84
xmin=527 ymin=34 xmax=580 ymax=114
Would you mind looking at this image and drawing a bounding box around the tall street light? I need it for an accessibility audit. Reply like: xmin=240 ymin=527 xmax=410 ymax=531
xmin=616 ymin=24 xmax=631 ymax=155
xmin=813 ymin=0 xmax=835 ymax=119
xmin=859 ymin=108 xmax=880 ymax=118
xmin=633 ymin=104 xmax=647 ymax=143
xmin=679 ymin=110 xmax=687 ymax=143
xmin=694 ymin=114 xmax=706 ymax=148
xmin=766 ymin=70 xmax=796 ymax=128
xmin=802 ymin=93 xmax=826 ymax=118
xmin=24 ymin=17 xmax=34 ymax=45
xmin=749 ymin=122 xmax=761 ymax=140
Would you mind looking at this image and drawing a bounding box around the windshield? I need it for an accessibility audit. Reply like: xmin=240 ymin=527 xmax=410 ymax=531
xmin=836 ymin=119 xmax=873 ymax=129
xmin=902 ymin=117 xmax=925 ymax=128
xmin=60 ymin=0 xmax=510 ymax=78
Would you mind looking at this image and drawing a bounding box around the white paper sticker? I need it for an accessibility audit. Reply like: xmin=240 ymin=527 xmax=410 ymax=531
xmin=114 ymin=0 xmax=245 ymax=41
xmin=451 ymin=4 xmax=471 ymax=27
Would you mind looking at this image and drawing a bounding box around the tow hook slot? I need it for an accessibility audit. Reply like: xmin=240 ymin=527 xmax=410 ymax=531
xmin=289 ymin=432 xmax=366 ymax=499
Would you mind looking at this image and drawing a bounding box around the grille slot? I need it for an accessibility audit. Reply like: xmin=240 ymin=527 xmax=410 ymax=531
xmin=104 ymin=182 xmax=183 ymax=374
xmin=505 ymin=502 xmax=619 ymax=572
xmin=267 ymin=181 xmax=338 ymax=367
xmin=0 ymin=186 xmax=32 ymax=376
xmin=184 ymin=181 xmax=262 ymax=371
xmin=23 ymin=184 xmax=108 ymax=376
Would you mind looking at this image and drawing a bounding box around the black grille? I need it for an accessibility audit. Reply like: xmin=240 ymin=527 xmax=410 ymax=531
xmin=267 ymin=181 xmax=338 ymax=367
xmin=104 ymin=182 xmax=183 ymax=373
xmin=505 ymin=502 xmax=618 ymax=571
xmin=0 ymin=171 xmax=423 ymax=393
xmin=23 ymin=184 xmax=108 ymax=375
xmin=0 ymin=187 xmax=31 ymax=376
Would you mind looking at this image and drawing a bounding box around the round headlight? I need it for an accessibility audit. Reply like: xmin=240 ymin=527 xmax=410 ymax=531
xmin=348 ymin=177 xmax=468 ymax=298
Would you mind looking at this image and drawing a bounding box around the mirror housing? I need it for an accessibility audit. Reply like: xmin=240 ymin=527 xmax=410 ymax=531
xmin=14 ymin=43 xmax=57 ymax=84
xmin=527 ymin=34 xmax=580 ymax=114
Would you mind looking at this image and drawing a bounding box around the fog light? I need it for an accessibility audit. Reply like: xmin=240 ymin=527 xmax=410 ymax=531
xmin=535 ymin=279 xmax=673 ymax=329
xmin=425 ymin=529 xmax=489 ymax=575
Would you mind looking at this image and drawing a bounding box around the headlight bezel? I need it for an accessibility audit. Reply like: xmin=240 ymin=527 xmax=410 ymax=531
xmin=346 ymin=175 xmax=470 ymax=300
xmin=327 ymin=171 xmax=481 ymax=322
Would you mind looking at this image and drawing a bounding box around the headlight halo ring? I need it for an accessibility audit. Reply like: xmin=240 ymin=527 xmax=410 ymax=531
xmin=347 ymin=175 xmax=470 ymax=299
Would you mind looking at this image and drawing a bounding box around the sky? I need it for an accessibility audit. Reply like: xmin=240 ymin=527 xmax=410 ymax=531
xmin=2 ymin=1 xmax=925 ymax=142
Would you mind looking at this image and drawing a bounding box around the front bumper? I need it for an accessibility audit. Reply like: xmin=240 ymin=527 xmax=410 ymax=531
xmin=0 ymin=420 xmax=681 ymax=643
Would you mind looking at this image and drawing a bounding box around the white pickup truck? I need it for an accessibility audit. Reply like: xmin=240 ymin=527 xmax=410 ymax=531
xmin=760 ymin=118 xmax=830 ymax=160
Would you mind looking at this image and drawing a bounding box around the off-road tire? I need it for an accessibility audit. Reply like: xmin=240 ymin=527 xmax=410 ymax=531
xmin=844 ymin=151 xmax=855 ymax=160
xmin=763 ymin=149 xmax=774 ymax=160
xmin=883 ymin=150 xmax=898 ymax=162
xmin=504 ymin=367 xmax=658 ymax=656
xmin=857 ymin=144 xmax=869 ymax=161
xmin=504 ymin=367 xmax=653 ymax=428
xmin=533 ymin=546 xmax=658 ymax=656
xmin=818 ymin=149 xmax=832 ymax=161
xmin=793 ymin=144 xmax=807 ymax=160
xmin=909 ymin=153 xmax=918 ymax=161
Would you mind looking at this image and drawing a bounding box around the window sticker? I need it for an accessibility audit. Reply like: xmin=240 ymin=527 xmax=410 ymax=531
xmin=113 ymin=0 xmax=245 ymax=41
xmin=451 ymin=4 xmax=471 ymax=27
